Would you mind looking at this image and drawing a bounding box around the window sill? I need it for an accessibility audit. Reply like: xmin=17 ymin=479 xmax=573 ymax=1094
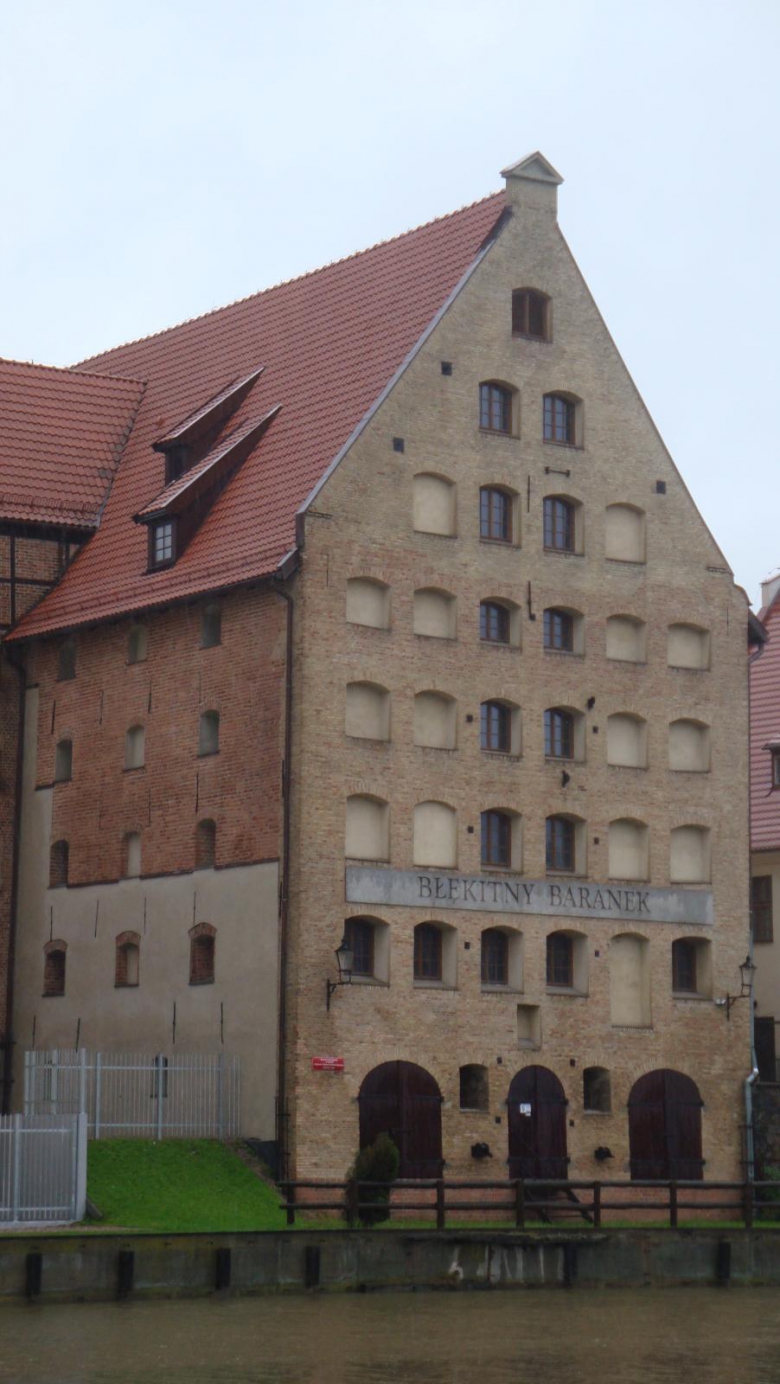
xmin=414 ymin=633 xmax=459 ymax=643
xmin=544 ymin=755 xmax=580 ymax=765
xmin=479 ymin=537 xmax=517 ymax=549
xmin=546 ymin=986 xmax=588 ymax=998
xmin=542 ymin=440 xmax=584 ymax=452
xmin=56 ymin=675 xmax=76 ymax=684
xmin=583 ymin=1109 xmax=611 ymax=1117
xmin=345 ymin=856 xmax=390 ymax=866
xmin=197 ymin=750 xmax=220 ymax=759
xmin=669 ymin=768 xmax=710 ymax=775
xmin=479 ymin=640 xmax=520 ymax=651
xmin=350 ymin=976 xmax=389 ymax=988
xmin=346 ymin=735 xmax=391 ymax=746
xmin=517 ymin=1041 xmax=541 ymax=1051
xmin=413 ymin=529 xmax=458 ymax=540
xmin=481 ymin=865 xmax=522 ymax=875
xmin=608 ymin=657 xmax=647 ymax=667
xmin=608 ymin=877 xmax=650 ymax=886
xmin=608 ymin=764 xmax=647 ymax=772
xmin=543 ymin=548 xmax=584 ymax=559
xmin=415 ymin=745 xmax=458 ymax=754
xmin=511 ymin=332 xmax=550 ymax=344
xmin=668 ymin=665 xmax=710 ymax=674
xmin=672 ymin=991 xmax=711 ymax=1002
xmin=459 ymin=1106 xmax=491 ymax=1115
xmin=605 ymin=557 xmax=646 ymax=567
xmin=189 ymin=978 xmax=215 ymax=987
xmin=115 ymin=983 xmax=139 ymax=990
xmin=413 ymin=981 xmax=456 ymax=991
xmin=481 ymin=751 xmax=521 ymax=761
xmin=546 ymin=871 xmax=586 ymax=880
xmin=481 ymin=984 xmax=522 ymax=995
xmin=543 ymin=648 xmax=583 ymax=658
xmin=42 ymin=992 xmax=65 ymax=1000
xmin=123 ymin=765 xmax=146 ymax=774
xmin=477 ymin=428 xmax=519 ymax=442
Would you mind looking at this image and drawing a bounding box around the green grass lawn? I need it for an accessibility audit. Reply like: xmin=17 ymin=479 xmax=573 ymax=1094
xmin=87 ymin=1139 xmax=289 ymax=1232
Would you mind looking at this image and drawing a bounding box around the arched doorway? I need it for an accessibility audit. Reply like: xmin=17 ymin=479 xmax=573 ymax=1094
xmin=628 ymin=1070 xmax=704 ymax=1180
xmin=507 ymin=1066 xmax=568 ymax=1178
xmin=358 ymin=1061 xmax=443 ymax=1178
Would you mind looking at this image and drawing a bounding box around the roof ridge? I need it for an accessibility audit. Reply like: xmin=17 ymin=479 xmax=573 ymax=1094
xmin=0 ymin=356 xmax=146 ymax=387
xmin=76 ymin=190 xmax=504 ymax=367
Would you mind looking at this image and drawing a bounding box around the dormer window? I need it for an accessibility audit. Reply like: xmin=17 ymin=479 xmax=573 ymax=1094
xmin=512 ymin=289 xmax=549 ymax=341
xmin=150 ymin=519 xmax=176 ymax=570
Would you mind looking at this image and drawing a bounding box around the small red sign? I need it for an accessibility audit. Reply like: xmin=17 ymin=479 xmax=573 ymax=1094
xmin=312 ymin=1056 xmax=345 ymax=1073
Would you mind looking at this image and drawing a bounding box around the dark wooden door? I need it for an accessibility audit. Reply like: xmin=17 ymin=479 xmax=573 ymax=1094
xmin=507 ymin=1066 xmax=568 ymax=1178
xmin=755 ymin=1017 xmax=777 ymax=1083
xmin=358 ymin=1061 xmax=443 ymax=1178
xmin=628 ymin=1069 xmax=704 ymax=1180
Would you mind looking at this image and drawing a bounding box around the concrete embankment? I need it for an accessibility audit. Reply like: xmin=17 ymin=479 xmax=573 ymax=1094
xmin=3 ymin=1228 xmax=780 ymax=1301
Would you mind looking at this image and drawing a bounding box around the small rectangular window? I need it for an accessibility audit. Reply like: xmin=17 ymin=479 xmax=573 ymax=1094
xmin=752 ymin=876 xmax=774 ymax=943
xmin=414 ymin=924 xmax=442 ymax=981
xmin=544 ymin=609 xmax=574 ymax=651
xmin=150 ymin=520 xmax=175 ymax=569
xmin=547 ymin=933 xmax=573 ymax=987
xmin=347 ymin=919 xmax=375 ymax=977
xmin=479 ymin=383 xmax=511 ymax=434
xmin=481 ymin=701 xmax=510 ymax=753
xmin=672 ymin=940 xmax=698 ymax=993
xmin=543 ymin=497 xmax=575 ymax=552
xmin=546 ymin=817 xmax=575 ymax=872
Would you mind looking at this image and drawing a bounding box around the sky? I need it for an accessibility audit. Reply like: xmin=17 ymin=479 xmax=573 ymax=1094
xmin=1 ymin=0 xmax=778 ymax=607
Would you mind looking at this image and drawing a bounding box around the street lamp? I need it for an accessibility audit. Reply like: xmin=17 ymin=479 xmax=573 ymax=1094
xmin=326 ymin=932 xmax=355 ymax=1011
xmin=717 ymin=954 xmax=757 ymax=1021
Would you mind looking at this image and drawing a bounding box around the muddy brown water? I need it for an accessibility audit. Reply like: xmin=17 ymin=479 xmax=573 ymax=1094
xmin=1 ymin=1287 xmax=779 ymax=1382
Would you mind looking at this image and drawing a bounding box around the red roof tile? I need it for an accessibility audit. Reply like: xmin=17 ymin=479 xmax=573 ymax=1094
xmin=6 ymin=192 xmax=504 ymax=639
xmin=0 ymin=359 xmax=144 ymax=529
xmin=751 ymin=595 xmax=780 ymax=851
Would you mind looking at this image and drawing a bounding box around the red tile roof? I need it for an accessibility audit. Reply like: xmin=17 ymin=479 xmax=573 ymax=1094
xmin=751 ymin=594 xmax=780 ymax=851
xmin=7 ymin=192 xmax=504 ymax=639
xmin=0 ymin=359 xmax=144 ymax=530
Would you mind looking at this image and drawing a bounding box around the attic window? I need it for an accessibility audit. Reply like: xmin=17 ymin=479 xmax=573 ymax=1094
xmin=150 ymin=519 xmax=176 ymax=571
xmin=512 ymin=289 xmax=549 ymax=341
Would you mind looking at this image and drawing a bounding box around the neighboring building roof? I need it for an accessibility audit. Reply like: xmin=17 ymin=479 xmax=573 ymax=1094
xmin=7 ymin=192 xmax=505 ymax=639
xmin=0 ymin=359 xmax=144 ymax=530
xmin=751 ymin=594 xmax=780 ymax=851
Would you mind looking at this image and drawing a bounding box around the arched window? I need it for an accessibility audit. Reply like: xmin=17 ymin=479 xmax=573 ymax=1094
xmin=546 ymin=815 xmax=577 ymax=873
xmin=480 ymin=600 xmax=510 ymax=645
xmin=606 ymin=713 xmax=647 ymax=768
xmin=344 ymin=916 xmax=390 ymax=984
xmin=583 ymin=1067 xmax=611 ymax=1113
xmin=127 ymin=625 xmax=148 ymax=664
xmin=670 ymin=825 xmax=711 ymax=883
xmin=49 ymin=840 xmax=69 ymax=888
xmin=479 ymin=382 xmax=512 ymax=434
xmin=121 ymin=831 xmax=141 ymax=878
xmin=125 ymin=725 xmax=145 ymax=770
xmin=189 ymin=923 xmax=216 ymax=985
xmin=57 ymin=638 xmax=76 ymax=681
xmin=198 ymin=710 xmax=220 ymax=756
xmin=512 ymin=288 xmax=549 ymax=340
xmin=345 ymin=794 xmax=390 ymax=861
xmin=543 ymin=392 xmax=578 ymax=445
xmin=414 ymin=923 xmax=443 ymax=981
xmin=345 ymin=682 xmax=391 ymax=741
xmin=413 ymin=473 xmax=457 ymax=536
xmin=543 ymin=495 xmax=577 ymax=551
xmin=414 ymin=691 xmax=456 ymax=749
xmin=54 ymin=739 xmax=73 ymax=783
xmin=459 ymin=1064 xmax=489 ymax=1111
xmin=543 ymin=607 xmax=573 ymax=651
xmin=201 ymin=603 xmax=222 ymax=649
xmin=479 ymin=487 xmax=512 ymax=542
xmin=547 ymin=931 xmax=573 ymax=987
xmin=608 ymin=818 xmax=649 ymax=881
xmin=544 ymin=707 xmax=574 ymax=758
xmin=610 ymin=933 xmax=651 ymax=1027
xmin=115 ymin=932 xmax=140 ymax=987
xmin=413 ymin=801 xmax=457 ymax=868
xmin=346 ymin=578 xmax=390 ymax=629
xmin=672 ymin=937 xmax=712 ymax=997
xmin=481 ymin=928 xmax=508 ymax=985
xmin=195 ymin=819 xmax=217 ymax=869
xmin=481 ymin=809 xmax=514 ymax=868
xmin=43 ymin=941 xmax=66 ymax=997
xmin=481 ymin=700 xmax=511 ymax=754
xmin=414 ymin=587 xmax=457 ymax=639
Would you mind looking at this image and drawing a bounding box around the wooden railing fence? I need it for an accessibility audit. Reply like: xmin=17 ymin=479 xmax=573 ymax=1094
xmin=279 ymin=1178 xmax=780 ymax=1230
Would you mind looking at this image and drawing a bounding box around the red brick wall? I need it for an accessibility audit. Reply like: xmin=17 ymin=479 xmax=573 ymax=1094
xmin=25 ymin=584 xmax=286 ymax=886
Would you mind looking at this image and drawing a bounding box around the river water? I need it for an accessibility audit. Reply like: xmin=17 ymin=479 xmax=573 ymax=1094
xmin=1 ymin=1287 xmax=779 ymax=1382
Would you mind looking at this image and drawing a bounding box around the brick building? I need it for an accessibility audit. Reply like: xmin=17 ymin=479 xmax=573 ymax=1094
xmin=0 ymin=153 xmax=754 ymax=1182
xmin=750 ymin=571 xmax=780 ymax=1082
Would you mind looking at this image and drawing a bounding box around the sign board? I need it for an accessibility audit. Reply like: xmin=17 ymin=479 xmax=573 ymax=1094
xmin=312 ymin=1056 xmax=344 ymax=1073
xmin=345 ymin=866 xmax=713 ymax=927
xmin=519 ymin=1103 xmax=532 ymax=1117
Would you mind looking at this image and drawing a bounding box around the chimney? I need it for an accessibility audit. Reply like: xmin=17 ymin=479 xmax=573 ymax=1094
xmin=501 ymin=150 xmax=563 ymax=218
xmin=761 ymin=569 xmax=780 ymax=613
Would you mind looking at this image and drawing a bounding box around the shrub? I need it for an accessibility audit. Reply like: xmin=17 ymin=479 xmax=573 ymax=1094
xmin=344 ymin=1133 xmax=400 ymax=1226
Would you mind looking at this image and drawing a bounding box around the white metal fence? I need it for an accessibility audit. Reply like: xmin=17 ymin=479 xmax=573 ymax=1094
xmin=23 ymin=1051 xmax=240 ymax=1139
xmin=0 ymin=1113 xmax=87 ymax=1223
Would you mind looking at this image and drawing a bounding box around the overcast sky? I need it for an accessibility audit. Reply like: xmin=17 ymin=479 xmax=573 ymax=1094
xmin=2 ymin=0 xmax=778 ymax=607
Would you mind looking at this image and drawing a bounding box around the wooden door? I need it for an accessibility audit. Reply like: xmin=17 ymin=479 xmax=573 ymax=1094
xmin=507 ymin=1066 xmax=568 ymax=1178
xmin=628 ymin=1069 xmax=703 ymax=1180
xmin=358 ymin=1061 xmax=443 ymax=1178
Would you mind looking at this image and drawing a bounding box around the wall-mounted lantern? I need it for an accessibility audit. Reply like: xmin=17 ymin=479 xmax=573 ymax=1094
xmin=326 ymin=933 xmax=354 ymax=1011
xmin=716 ymin=954 xmax=756 ymax=1021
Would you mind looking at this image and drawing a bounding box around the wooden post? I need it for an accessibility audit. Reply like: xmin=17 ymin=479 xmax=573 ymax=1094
xmin=436 ymin=1178 xmax=445 ymax=1230
xmin=744 ymin=1179 xmax=754 ymax=1230
xmin=515 ymin=1179 xmax=525 ymax=1230
xmin=592 ymin=1181 xmax=602 ymax=1229
xmin=286 ymin=1183 xmax=296 ymax=1227
xmin=669 ymin=1181 xmax=678 ymax=1229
